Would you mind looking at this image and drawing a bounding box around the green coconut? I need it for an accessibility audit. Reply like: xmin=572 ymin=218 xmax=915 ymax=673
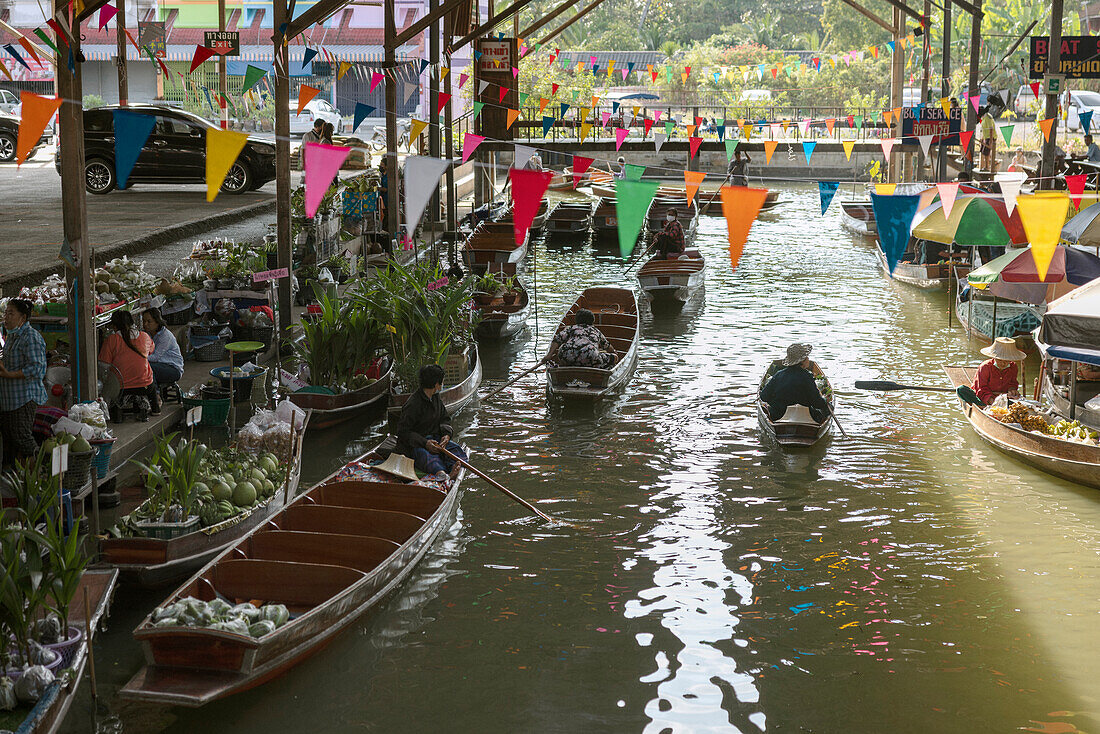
xmin=232 ymin=481 xmax=257 ymax=507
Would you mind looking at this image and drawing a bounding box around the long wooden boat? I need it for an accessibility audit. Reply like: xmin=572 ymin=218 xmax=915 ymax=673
xmin=473 ymin=284 xmax=530 ymax=340
xmin=288 ymin=360 xmax=393 ymax=431
xmin=841 ymin=201 xmax=876 ymax=236
xmin=545 ymin=287 xmax=640 ymax=399
xmin=874 ymin=246 xmax=949 ymax=290
xmin=12 ymin=570 xmax=118 ymax=734
xmin=120 ymin=440 xmax=468 ymax=706
xmin=645 ymin=196 xmax=699 ymax=248
xmin=945 ymin=365 xmax=1100 ymax=489
xmin=387 ymin=343 xmax=483 ymax=420
xmin=587 ymin=169 xmax=616 ymax=198
xmin=462 ymin=223 xmax=527 ymax=274
xmin=592 ymin=197 xmax=618 ymax=244
xmin=545 ymin=201 xmax=594 ymax=237
xmin=696 ymin=189 xmax=781 ymax=215
xmin=756 ymin=363 xmax=835 ymax=447
xmin=637 ymin=250 xmax=706 ymax=308
xmin=97 ymin=416 xmax=309 ymax=588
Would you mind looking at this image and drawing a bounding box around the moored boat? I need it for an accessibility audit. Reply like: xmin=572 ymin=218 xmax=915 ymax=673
xmin=545 ymin=287 xmax=640 ymax=399
xmin=462 ymin=222 xmax=528 ymax=274
xmin=592 ymin=197 xmax=619 ymax=244
xmin=645 ymin=196 xmax=699 ymax=248
xmin=756 ymin=362 xmax=835 ymax=447
xmin=841 ymin=201 xmax=876 ymax=236
xmin=955 ymin=281 xmax=1042 ymax=350
xmin=697 ymin=189 xmax=780 ymax=215
xmin=944 ymin=365 xmax=1100 ymax=489
xmin=474 ymin=282 xmax=531 ymax=340
xmin=387 ymin=344 xmax=483 ymax=420
xmin=288 ymin=360 xmax=393 ymax=431
xmin=874 ymin=245 xmax=949 ymax=290
xmin=545 ymin=200 xmax=594 ymax=238
xmin=637 ymin=250 xmax=706 ymax=308
xmin=120 ymin=439 xmax=468 ymax=707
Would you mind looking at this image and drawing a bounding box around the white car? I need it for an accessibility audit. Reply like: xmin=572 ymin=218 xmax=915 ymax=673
xmin=1064 ymin=90 xmax=1100 ymax=132
xmin=1015 ymin=83 xmax=1040 ymax=117
xmin=289 ymin=97 xmax=342 ymax=136
xmin=0 ymin=89 xmax=18 ymax=115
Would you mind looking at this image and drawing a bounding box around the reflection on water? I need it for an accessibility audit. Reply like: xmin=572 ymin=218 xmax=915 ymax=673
xmin=73 ymin=183 xmax=1100 ymax=734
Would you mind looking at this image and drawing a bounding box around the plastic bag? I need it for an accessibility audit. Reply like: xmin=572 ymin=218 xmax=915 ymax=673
xmin=992 ymin=394 xmax=1011 ymax=409
xmin=230 ymin=603 xmax=261 ymax=622
xmin=274 ymin=399 xmax=306 ymax=430
xmin=259 ymin=604 xmax=290 ymax=628
xmin=34 ymin=616 xmax=63 ymax=645
xmin=14 ymin=666 xmax=55 ymax=704
xmin=263 ymin=423 xmax=292 ymax=456
xmin=237 ymin=423 xmax=265 ymax=454
xmin=0 ymin=677 xmax=16 ymax=711
xmin=249 ymin=620 xmax=277 ymax=638
xmin=210 ymin=617 xmax=250 ymax=636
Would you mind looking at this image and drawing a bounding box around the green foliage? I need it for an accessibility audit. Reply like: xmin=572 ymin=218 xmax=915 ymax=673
xmin=131 ymin=432 xmax=209 ymax=522
xmin=294 ymin=286 xmax=385 ymax=390
xmin=82 ymin=94 xmax=105 ymax=109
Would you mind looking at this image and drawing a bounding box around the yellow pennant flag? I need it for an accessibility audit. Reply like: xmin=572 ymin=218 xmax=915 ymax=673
xmin=206 ymin=128 xmax=249 ymax=202
xmin=409 ymin=118 xmax=428 ymax=141
xmin=337 ymin=61 xmax=352 ymax=80
xmin=506 ymin=109 xmax=520 ymax=129
xmin=1017 ymin=192 xmax=1071 ymax=280
xmin=607 ymin=60 xmax=616 ymax=74
xmin=842 ymin=140 xmax=855 ymax=160
xmin=875 ymin=183 xmax=897 ymax=195
xmin=742 ymin=122 xmax=753 ymax=140
xmin=781 ymin=121 xmax=790 ymax=133
xmin=579 ymin=107 xmax=590 ymax=123
xmin=440 ymin=67 xmax=449 ymax=79
xmin=579 ymin=123 xmax=592 ymax=143
xmin=632 ymin=105 xmax=640 ymax=117
xmin=940 ymin=97 xmax=951 ymax=116
xmin=763 ymin=140 xmax=778 ymax=163
xmin=684 ymin=170 xmax=706 ymax=203
xmin=1038 ymin=118 xmax=1055 ymax=141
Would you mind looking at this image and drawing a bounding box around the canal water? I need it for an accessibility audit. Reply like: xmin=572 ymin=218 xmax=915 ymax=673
xmin=76 ymin=182 xmax=1100 ymax=733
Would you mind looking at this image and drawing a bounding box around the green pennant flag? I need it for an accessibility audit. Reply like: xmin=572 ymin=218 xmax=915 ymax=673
xmin=473 ymin=101 xmax=485 ymax=119
xmin=519 ymin=92 xmax=529 ymax=106
xmin=999 ymin=123 xmax=1014 ymax=146
xmin=242 ymin=64 xmax=267 ymax=92
xmin=33 ymin=28 xmax=59 ymax=56
xmin=615 ymin=179 xmax=660 ymax=259
xmin=571 ymin=89 xmax=579 ymax=101
xmin=854 ymin=115 xmax=864 ymax=130
xmin=664 ymin=121 xmax=674 ymax=136
xmin=724 ymin=139 xmax=738 ymax=161
xmin=624 ymin=163 xmax=645 ymax=181
xmin=665 ymin=65 xmax=672 ymax=83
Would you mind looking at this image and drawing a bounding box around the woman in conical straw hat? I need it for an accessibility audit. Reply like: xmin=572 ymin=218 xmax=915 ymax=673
xmin=971 ymin=337 xmax=1026 ymax=405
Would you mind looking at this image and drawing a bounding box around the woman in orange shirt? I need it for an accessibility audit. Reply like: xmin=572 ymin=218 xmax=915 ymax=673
xmin=99 ymin=310 xmax=157 ymax=420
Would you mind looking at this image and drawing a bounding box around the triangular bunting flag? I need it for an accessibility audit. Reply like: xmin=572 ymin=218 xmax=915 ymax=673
xmin=684 ymin=170 xmax=705 ymax=203
xmin=1081 ymin=110 xmax=1093 ymax=134
xmin=472 ymin=101 xmax=485 ymax=119
xmin=507 ymin=109 xmax=520 ymax=129
xmin=1067 ymin=174 xmax=1088 ymax=208
xmin=190 ymin=45 xmax=216 ymax=73
xmin=303 ymin=143 xmax=352 ymax=217
xmin=763 ymin=140 xmax=778 ymax=163
xmin=615 ymin=128 xmax=629 ymax=150
xmin=615 ymin=179 xmax=660 ymax=258
xmin=459 ymin=72 xmax=469 ymax=87
xmin=992 ymin=173 xmax=1023 ymax=215
xmin=1038 ymin=118 xmax=1055 ymax=141
xmin=654 ymin=132 xmax=667 ymax=153
xmin=242 ymin=64 xmax=267 ymax=92
xmin=403 ymin=156 xmax=452 ymax=233
xmin=462 ymin=133 xmax=485 ymax=163
xmin=688 ymin=136 xmax=702 ymax=160
xmin=437 ymin=93 xmax=451 ymax=114
xmin=917 ymin=135 xmax=933 ymax=157
xmin=1018 ymin=193 xmax=1071 ymax=280
xmin=296 ymin=85 xmax=320 ymax=115
xmin=724 ymin=139 xmax=738 ymax=160
xmin=113 ymin=109 xmax=156 ymax=189
xmin=869 ymin=192 xmax=921 ymax=272
xmin=959 ymin=130 xmax=974 ymax=158
xmin=353 ymin=103 xmax=375 ymax=132
xmin=409 ymin=118 xmax=428 ymax=142
xmin=721 ymin=186 xmax=769 ymax=270
xmin=97 ymin=3 xmax=117 ymax=29
xmin=802 ymin=140 xmax=816 ymax=164
xmin=510 ymin=168 xmax=554 ymax=246
xmin=16 ymin=93 xmax=61 ymax=164
xmin=937 ymin=182 xmax=960 ymax=219
xmin=572 ymin=156 xmax=593 ymax=188
xmin=998 ymin=124 xmax=1014 ymax=147
xmin=205 ymin=128 xmax=249 ymax=201
xmin=818 ymin=181 xmax=839 ymax=215
xmin=825 ymin=118 xmax=835 ymax=134
xmin=542 ymin=116 xmax=554 ymax=137
xmin=880 ymin=138 xmax=896 ymax=160
xmin=337 ymin=61 xmax=352 ymax=80
xmin=370 ymin=72 xmax=384 ymax=92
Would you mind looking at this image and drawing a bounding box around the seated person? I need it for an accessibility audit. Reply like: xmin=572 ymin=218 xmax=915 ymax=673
xmin=142 ymin=308 xmax=184 ymax=388
xmin=549 ymin=309 xmax=618 ymax=369
xmin=971 ymin=337 xmax=1024 ymax=404
xmin=394 ymin=364 xmax=467 ymax=480
xmin=761 ymin=343 xmax=829 ymax=423
xmin=655 ymin=209 xmax=686 ymax=258
xmin=99 ymin=309 xmax=157 ymax=418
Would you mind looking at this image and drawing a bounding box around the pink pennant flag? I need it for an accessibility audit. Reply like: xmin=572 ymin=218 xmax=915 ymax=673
xmin=654 ymin=110 xmax=663 ymax=122
xmin=880 ymin=138 xmax=896 ymax=160
xmin=459 ymin=73 xmax=469 ymax=88
xmin=572 ymin=155 xmax=593 ymax=188
xmin=615 ymin=128 xmax=629 ymax=150
xmin=509 ymin=168 xmax=554 ymax=246
xmin=601 ymin=111 xmax=612 ymax=127
xmin=1067 ymin=174 xmax=1088 ymax=208
xmin=304 ymin=143 xmax=352 ymax=218
xmin=937 ymin=182 xmax=960 ymax=219
xmin=969 ymin=95 xmax=981 ymax=113
xmin=97 ymin=3 xmax=117 ymax=29
xmin=370 ymin=72 xmax=384 ymax=92
xmin=512 ymin=66 xmax=519 ymax=78
xmin=621 ymin=67 xmax=628 ymax=80
xmin=462 ymin=133 xmax=485 ymax=163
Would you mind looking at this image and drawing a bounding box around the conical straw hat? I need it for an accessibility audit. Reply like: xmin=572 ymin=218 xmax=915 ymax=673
xmin=980 ymin=337 xmax=1025 ymax=361
xmin=374 ymin=453 xmax=418 ymax=482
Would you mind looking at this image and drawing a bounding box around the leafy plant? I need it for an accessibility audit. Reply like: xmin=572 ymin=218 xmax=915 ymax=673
xmin=474 ymin=272 xmax=504 ymax=295
xmin=42 ymin=513 xmax=88 ymax=637
xmin=294 ymin=287 xmax=385 ymax=390
xmin=131 ymin=433 xmax=209 ymax=523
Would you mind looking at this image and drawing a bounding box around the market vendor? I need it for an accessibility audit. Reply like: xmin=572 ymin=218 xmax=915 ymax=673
xmin=0 ymin=299 xmax=48 ymax=467
xmin=142 ymin=308 xmax=184 ymax=388
xmin=971 ymin=337 xmax=1025 ymax=404
xmin=99 ymin=310 xmax=158 ymax=418
xmin=394 ymin=364 xmax=468 ymax=480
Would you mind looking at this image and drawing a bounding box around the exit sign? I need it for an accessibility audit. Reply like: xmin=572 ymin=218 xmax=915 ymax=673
xmin=204 ymin=31 xmax=240 ymax=56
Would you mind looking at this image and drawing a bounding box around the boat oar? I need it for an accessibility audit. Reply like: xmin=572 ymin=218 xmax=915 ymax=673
xmin=481 ymin=357 xmax=549 ymax=400
xmin=439 ymin=446 xmax=555 ymax=523
xmin=854 ymin=380 xmax=955 ymax=393
xmin=827 ymin=406 xmax=848 ymax=438
xmin=701 ymin=172 xmax=734 ymax=213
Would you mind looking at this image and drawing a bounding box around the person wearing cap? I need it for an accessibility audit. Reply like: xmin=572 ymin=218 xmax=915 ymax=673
xmin=613 ymin=156 xmax=627 ymax=179
xmin=521 ymin=152 xmax=543 ymax=171
xmin=300 ymin=118 xmax=324 ymax=169
xmin=394 ymin=364 xmax=467 ymax=480
xmin=760 ymin=343 xmax=830 ymax=423
xmin=971 ymin=337 xmax=1025 ymax=404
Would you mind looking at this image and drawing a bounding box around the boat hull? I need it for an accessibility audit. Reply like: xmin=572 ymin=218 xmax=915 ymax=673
xmin=288 ymin=365 xmax=392 ymax=431
xmin=874 ymin=247 xmax=948 ymax=289
xmin=545 ymin=288 xmax=640 ymax=399
xmin=841 ymin=201 xmax=876 ymax=236
xmin=474 ymin=290 xmax=530 ymax=340
xmin=637 ymin=252 xmax=706 ymax=307
xmin=387 ymin=345 xmax=483 ymax=419
xmin=955 ymin=293 xmax=1042 ymax=349
xmin=756 ymin=368 xmax=835 ymax=447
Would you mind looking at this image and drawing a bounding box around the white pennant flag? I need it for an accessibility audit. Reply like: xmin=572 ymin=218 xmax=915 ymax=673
xmin=880 ymin=137 xmax=897 ymax=160
xmin=917 ymin=135 xmax=933 ymax=157
xmin=994 ymin=172 xmax=1027 ymax=215
xmin=402 ymin=81 xmax=417 ymax=104
xmin=478 ymin=80 xmax=489 ymax=95
xmin=936 ymin=182 xmax=960 ymax=220
xmin=403 ymin=156 xmax=453 ymax=234
xmin=512 ymin=144 xmax=536 ymax=167
xmin=654 ymin=131 xmax=667 ymax=153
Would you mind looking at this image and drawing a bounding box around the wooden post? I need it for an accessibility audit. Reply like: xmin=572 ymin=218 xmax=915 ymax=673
xmin=428 ymin=0 xmax=441 ymax=228
xmin=385 ymin=0 xmax=400 ymax=238
xmin=273 ymin=0 xmax=293 ymax=335
xmin=115 ymin=0 xmax=128 ymax=106
xmin=937 ymin=0 xmax=951 ymax=183
xmin=56 ymin=1 xmax=97 ymax=403
xmin=964 ymin=0 xmax=982 ymax=177
xmin=1040 ymin=0 xmax=1065 ymax=189
xmin=890 ymin=4 xmax=903 ymax=183
xmin=219 ymin=0 xmax=228 ymax=128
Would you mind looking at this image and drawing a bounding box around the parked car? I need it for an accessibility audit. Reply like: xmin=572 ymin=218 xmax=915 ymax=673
xmin=289 ymin=97 xmax=342 ymax=136
xmin=0 ymin=88 xmax=19 ymax=115
xmin=55 ymin=104 xmax=276 ymax=194
xmin=1064 ymin=90 xmax=1100 ymax=132
xmin=0 ymin=110 xmax=49 ymax=163
xmin=1015 ymin=83 xmax=1040 ymax=117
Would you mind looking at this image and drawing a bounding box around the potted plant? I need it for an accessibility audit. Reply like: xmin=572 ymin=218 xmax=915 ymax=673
xmin=40 ymin=514 xmax=88 ymax=665
xmin=473 ymin=272 xmax=501 ymax=305
xmin=501 ymin=274 xmax=520 ymax=306
xmin=131 ymin=433 xmax=208 ymax=538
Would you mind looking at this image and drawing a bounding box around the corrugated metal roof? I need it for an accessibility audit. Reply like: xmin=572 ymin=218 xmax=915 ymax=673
xmin=554 ymin=51 xmax=668 ymax=67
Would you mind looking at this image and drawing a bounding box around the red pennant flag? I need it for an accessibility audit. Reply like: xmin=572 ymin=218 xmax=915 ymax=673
xmin=124 ymin=28 xmax=140 ymax=51
xmin=644 ymin=118 xmax=653 ymax=136
xmin=45 ymin=19 xmax=69 ymax=47
xmin=958 ymin=129 xmax=974 ymax=158
xmin=18 ymin=37 xmax=42 ymax=66
xmin=1067 ymin=174 xmax=1088 ymax=208
xmin=721 ymin=186 xmax=769 ymax=270
xmin=1030 ymin=81 xmax=1040 ymax=98
xmin=296 ymin=85 xmax=320 ymax=114
xmin=688 ymin=136 xmax=702 ymax=160
xmin=437 ymin=92 xmax=451 ymax=114
xmin=189 ymin=44 xmax=216 ymax=73
xmin=552 ymin=83 xmax=559 ymax=95
xmin=370 ymin=72 xmax=384 ymax=92
xmin=847 ymin=114 xmax=854 ymax=127
xmin=684 ymin=66 xmax=691 ymax=78
xmin=651 ymin=68 xmax=658 ymax=82
xmin=572 ymin=155 xmax=593 ymax=188
xmin=499 ymin=86 xmax=508 ymax=103
xmin=509 ymin=168 xmax=554 ymax=246
xmin=770 ymin=67 xmax=777 ymax=78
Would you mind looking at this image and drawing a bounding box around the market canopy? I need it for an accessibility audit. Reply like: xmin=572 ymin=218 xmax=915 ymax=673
xmin=967 ymin=245 xmax=1100 ymax=305
xmin=1038 ymin=277 xmax=1100 ymax=363
xmin=1060 ymin=202 xmax=1100 ymax=248
xmin=910 ymin=195 xmax=1027 ymax=247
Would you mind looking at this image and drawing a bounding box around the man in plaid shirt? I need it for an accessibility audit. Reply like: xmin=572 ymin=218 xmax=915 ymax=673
xmin=1 ymin=299 xmax=48 ymax=466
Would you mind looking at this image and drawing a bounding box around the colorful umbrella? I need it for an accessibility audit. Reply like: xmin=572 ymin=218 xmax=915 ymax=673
xmin=911 ymin=195 xmax=1028 ymax=247
xmin=1060 ymin=202 xmax=1100 ymax=247
xmin=969 ymin=245 xmax=1100 ymax=286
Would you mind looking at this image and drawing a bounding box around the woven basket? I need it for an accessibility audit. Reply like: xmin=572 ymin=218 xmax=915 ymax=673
xmin=62 ymin=449 xmax=95 ymax=491
xmin=90 ymin=438 xmax=115 ymax=479
xmin=193 ymin=339 xmax=228 ymax=362
xmin=163 ymin=301 xmax=195 ymax=325
xmin=182 ymin=395 xmax=230 ymax=427
xmin=188 ymin=321 xmax=229 ymax=337
xmin=246 ymin=324 xmax=275 ymax=350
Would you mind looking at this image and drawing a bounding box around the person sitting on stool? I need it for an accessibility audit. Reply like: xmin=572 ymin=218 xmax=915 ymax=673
xmin=761 ymin=343 xmax=830 ymax=423
xmin=142 ymin=308 xmax=184 ymax=391
xmin=394 ymin=364 xmax=467 ymax=480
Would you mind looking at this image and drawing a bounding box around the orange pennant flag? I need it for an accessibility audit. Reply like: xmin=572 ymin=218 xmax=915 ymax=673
xmin=506 ymin=109 xmax=520 ymax=129
xmin=0 ymin=63 xmax=12 ymax=81
xmin=687 ymin=124 xmax=697 ymax=137
xmin=17 ymin=92 xmax=62 ymax=165
xmin=1038 ymin=118 xmax=1055 ymax=141
xmin=825 ymin=118 xmax=835 ymax=134
xmin=763 ymin=140 xmax=779 ymax=163
xmin=883 ymin=109 xmax=894 ymax=126
xmin=538 ymin=97 xmax=549 ymax=113
xmin=18 ymin=37 xmax=42 ymax=66
xmin=891 ymin=107 xmax=901 ymax=124
xmin=684 ymin=170 xmax=706 ymax=203
xmin=297 ymin=85 xmax=320 ymax=114
xmin=721 ymin=186 xmax=769 ymax=270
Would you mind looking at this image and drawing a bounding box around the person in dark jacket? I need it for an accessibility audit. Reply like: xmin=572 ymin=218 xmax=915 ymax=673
xmin=760 ymin=343 xmax=829 ymax=423
xmin=394 ymin=364 xmax=467 ymax=479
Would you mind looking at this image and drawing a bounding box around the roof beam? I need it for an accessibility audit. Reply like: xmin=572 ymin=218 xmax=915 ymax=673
xmin=448 ymin=0 xmax=536 ymax=52
xmin=537 ymin=0 xmax=611 ymax=46
xmin=837 ymin=0 xmax=897 ymax=34
xmin=284 ymin=0 xmax=347 ymax=40
xmin=948 ymin=0 xmax=983 ymax=18
xmin=519 ymin=0 xmax=581 ymax=39
xmin=76 ymin=0 xmax=113 ymax=25
xmin=878 ymin=0 xmax=929 ymax=25
xmin=389 ymin=0 xmax=469 ymax=48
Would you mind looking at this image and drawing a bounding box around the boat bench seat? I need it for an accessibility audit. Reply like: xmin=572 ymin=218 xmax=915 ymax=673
xmin=278 ymin=504 xmax=424 ymax=544
xmin=607 ymin=337 xmax=633 ymax=355
xmin=315 ymin=481 xmax=445 ymax=517
xmin=599 ymin=325 xmax=636 ymax=342
xmin=776 ymin=405 xmax=819 ymax=426
xmin=246 ymin=530 xmax=399 ymax=573
xmin=208 ymin=559 xmax=363 ymax=608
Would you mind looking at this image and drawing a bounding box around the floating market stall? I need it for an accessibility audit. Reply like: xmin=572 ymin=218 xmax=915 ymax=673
xmin=1036 ymin=278 xmax=1100 ymax=431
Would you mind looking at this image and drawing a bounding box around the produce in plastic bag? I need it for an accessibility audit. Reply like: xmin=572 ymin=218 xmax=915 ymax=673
xmin=0 ymin=677 xmax=16 ymax=711
xmin=237 ymin=423 xmax=266 ymax=454
xmin=210 ymin=617 xmax=250 ymax=636
xmin=263 ymin=423 xmax=292 ymax=456
xmin=34 ymin=615 xmax=63 ymax=645
xmin=274 ymin=399 xmax=306 ymax=429
xmin=230 ymin=603 xmax=261 ymax=622
xmin=248 ymin=620 xmax=277 ymax=638
xmin=259 ymin=604 xmax=290 ymax=628
xmin=14 ymin=666 xmax=55 ymax=704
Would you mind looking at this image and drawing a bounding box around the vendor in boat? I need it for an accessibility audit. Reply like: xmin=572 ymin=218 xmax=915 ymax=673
xmin=728 ymin=150 xmax=750 ymax=186
xmin=761 ymin=343 xmax=829 ymax=423
xmin=549 ymin=309 xmax=619 ymax=369
xmin=394 ymin=364 xmax=467 ymax=480
xmin=971 ymin=337 xmax=1025 ymax=404
xmin=655 ymin=208 xmax=686 ymax=258
xmin=0 ymin=299 xmax=48 ymax=467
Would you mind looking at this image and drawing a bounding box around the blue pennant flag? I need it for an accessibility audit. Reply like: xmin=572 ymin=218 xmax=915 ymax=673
xmin=474 ymin=50 xmax=482 ymax=60
xmin=560 ymin=102 xmax=570 ymax=118
xmin=592 ymin=64 xmax=599 ymax=75
xmin=301 ymin=47 xmax=318 ymax=66
xmin=1081 ymin=109 xmax=1094 ymax=134
xmin=869 ymin=192 xmax=921 ymax=273
xmin=627 ymin=61 xmax=635 ymax=73
xmin=3 ymin=45 xmax=30 ymax=70
xmin=541 ymin=115 xmax=554 ymax=137
xmin=612 ymin=101 xmax=620 ymax=112
xmin=113 ymin=110 xmax=156 ymax=190
xmin=419 ymin=59 xmax=429 ymax=74
xmin=717 ymin=124 xmax=725 ymax=141
xmin=353 ymin=103 xmax=376 ymax=132
xmin=802 ymin=140 xmax=817 ymax=164
xmin=818 ymin=181 xmax=839 ymax=215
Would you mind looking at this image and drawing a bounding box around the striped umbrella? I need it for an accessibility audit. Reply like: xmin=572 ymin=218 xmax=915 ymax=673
xmin=910 ymin=195 xmax=1028 ymax=247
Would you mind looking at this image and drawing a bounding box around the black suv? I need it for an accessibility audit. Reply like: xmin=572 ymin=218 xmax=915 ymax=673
xmin=0 ymin=110 xmax=49 ymax=163
xmin=56 ymin=104 xmax=276 ymax=194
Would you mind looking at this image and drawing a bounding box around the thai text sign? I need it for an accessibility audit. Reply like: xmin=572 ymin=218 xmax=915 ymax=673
xmin=901 ymin=105 xmax=961 ymax=143
xmin=252 ymin=267 xmax=288 ymax=282
xmin=204 ymin=31 xmax=241 ymax=57
xmin=478 ymin=40 xmax=512 ymax=73
xmin=138 ymin=22 xmax=166 ymax=58
xmin=1030 ymin=36 xmax=1100 ymax=79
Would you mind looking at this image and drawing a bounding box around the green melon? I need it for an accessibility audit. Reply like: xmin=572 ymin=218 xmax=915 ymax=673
xmin=232 ymin=481 xmax=257 ymax=507
xmin=212 ymin=481 xmax=233 ymax=502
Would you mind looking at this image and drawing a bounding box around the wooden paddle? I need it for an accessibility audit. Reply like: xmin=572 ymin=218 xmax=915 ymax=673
xmin=439 ymin=446 xmax=555 ymax=523
xmin=702 ymin=171 xmax=734 ymax=213
xmin=827 ymin=406 xmax=848 ymax=438
xmin=481 ymin=357 xmax=549 ymax=400
xmin=854 ymin=380 xmax=955 ymax=393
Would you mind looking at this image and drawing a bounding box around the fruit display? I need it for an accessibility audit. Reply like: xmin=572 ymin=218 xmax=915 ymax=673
xmin=149 ymin=597 xmax=290 ymax=638
xmin=988 ymin=404 xmax=1100 ymax=445
xmin=93 ymin=256 xmax=160 ymax=304
xmin=1048 ymin=419 xmax=1100 ymax=445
